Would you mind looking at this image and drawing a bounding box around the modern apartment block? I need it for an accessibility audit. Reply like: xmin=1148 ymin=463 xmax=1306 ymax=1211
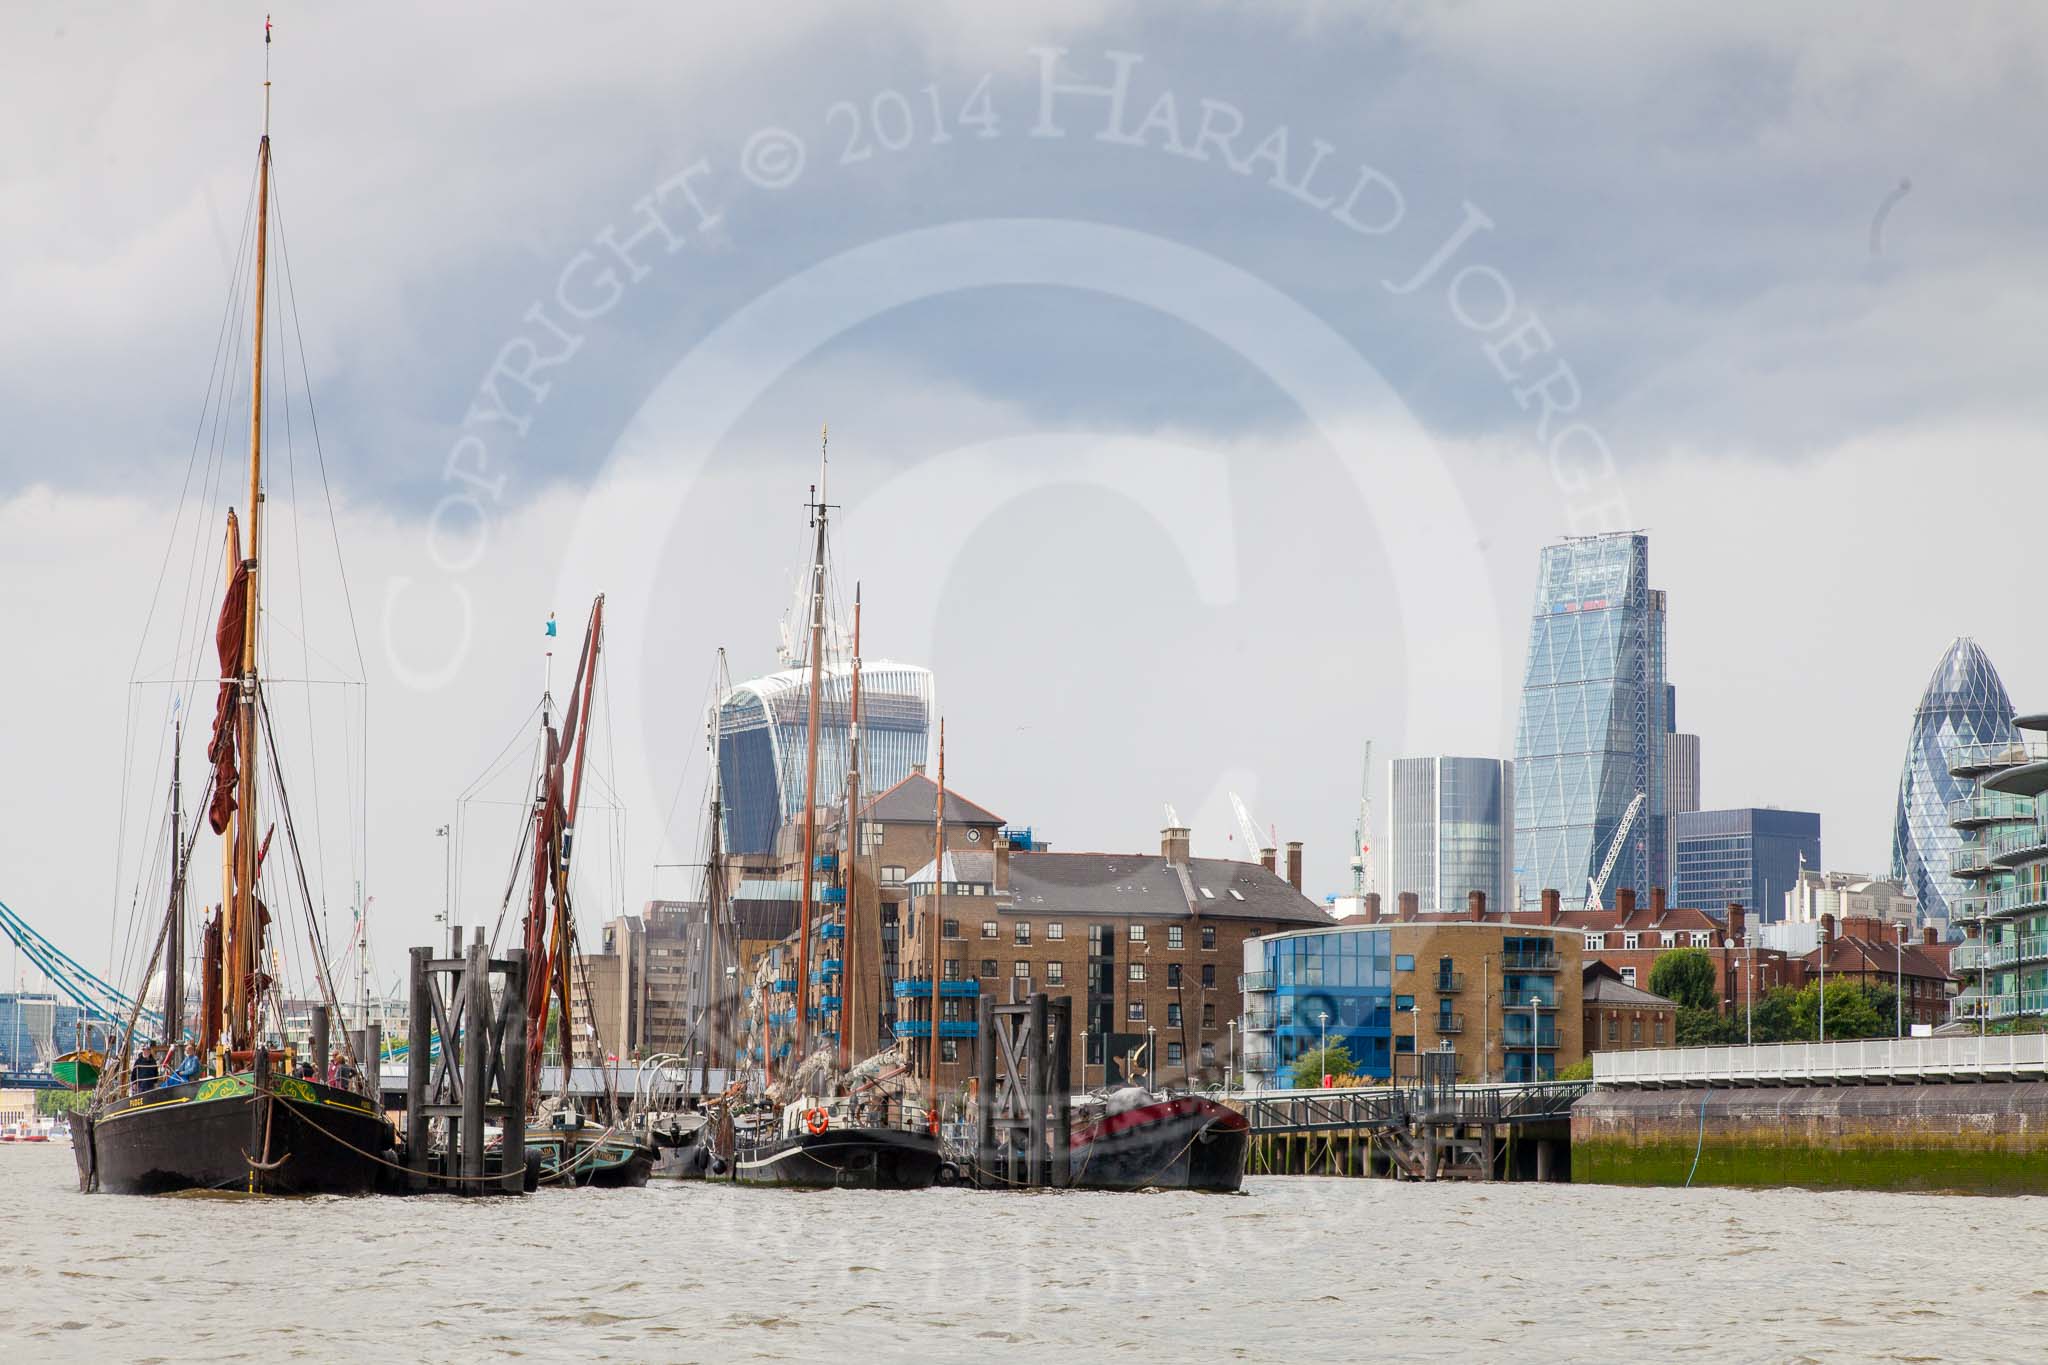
xmin=1671 ymin=807 xmax=1821 ymax=926
xmin=1385 ymin=755 xmax=1514 ymax=915
xmin=1513 ymin=531 xmax=1669 ymax=909
xmin=1240 ymin=917 xmax=1583 ymax=1087
xmin=1947 ymin=711 xmax=2048 ymax=1025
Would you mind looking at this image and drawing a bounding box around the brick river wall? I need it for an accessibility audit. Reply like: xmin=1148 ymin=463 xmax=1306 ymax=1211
xmin=1572 ymin=1083 xmax=2048 ymax=1194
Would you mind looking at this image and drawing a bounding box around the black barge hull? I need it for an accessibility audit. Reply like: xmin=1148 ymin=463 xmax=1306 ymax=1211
xmin=1070 ymin=1097 xmax=1249 ymax=1192
xmin=731 ymin=1127 xmax=943 ymax=1189
xmin=78 ymin=1074 xmax=395 ymax=1196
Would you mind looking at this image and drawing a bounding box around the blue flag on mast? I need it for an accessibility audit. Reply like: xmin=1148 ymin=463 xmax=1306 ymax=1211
xmin=545 ymin=613 xmax=557 ymax=637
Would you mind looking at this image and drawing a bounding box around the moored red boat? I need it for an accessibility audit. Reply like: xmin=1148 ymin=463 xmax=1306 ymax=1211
xmin=1068 ymin=1090 xmax=1249 ymax=1192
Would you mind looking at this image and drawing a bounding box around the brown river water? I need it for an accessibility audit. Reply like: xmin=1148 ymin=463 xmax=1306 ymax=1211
xmin=3 ymin=1141 xmax=2045 ymax=1362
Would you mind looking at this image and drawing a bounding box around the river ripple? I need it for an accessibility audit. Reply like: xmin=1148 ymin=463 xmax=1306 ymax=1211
xmin=2 ymin=1143 xmax=2044 ymax=1362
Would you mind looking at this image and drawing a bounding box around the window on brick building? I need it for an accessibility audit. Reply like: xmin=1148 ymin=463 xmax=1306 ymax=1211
xmin=1202 ymin=964 xmax=1216 ymax=987
xmin=1660 ymin=932 xmax=1676 ymax=947
xmin=1202 ymin=925 xmax=1216 ymax=950
xmin=1046 ymin=961 xmax=1063 ymax=985
xmin=943 ymin=959 xmax=960 ymax=979
xmin=1130 ymin=924 xmax=1146 ymax=943
xmin=1129 ymin=963 xmax=1146 ymax=982
xmin=1015 ymin=922 xmax=1032 ymax=945
xmin=1690 ymin=932 xmax=1710 ymax=948
xmin=1168 ymin=964 xmax=1182 ymax=987
xmin=1203 ymin=1003 xmax=1216 ymax=1029
xmin=981 ymin=959 xmax=996 ymax=978
xmin=1167 ymin=1042 xmax=1183 ymax=1067
xmin=1200 ymin=1043 xmax=1216 ymax=1067
xmin=1655 ymin=1017 xmax=1665 ymax=1043
xmin=1014 ymin=961 xmax=1030 ymax=979
xmin=981 ymin=920 xmax=998 ymax=939
xmin=882 ymin=865 xmax=906 ymax=885
xmin=1168 ymin=925 xmax=1184 ymax=948
xmin=1606 ymin=1017 xmax=1618 ymax=1042
xmin=1586 ymin=933 xmax=1605 ymax=951
xmin=1631 ymin=1018 xmax=1642 ymax=1041
xmin=941 ymin=1040 xmax=958 ymax=1063
xmin=1046 ymin=923 xmax=1064 ymax=940
xmin=943 ymin=918 xmax=960 ymax=939
xmin=1167 ymin=1003 xmax=1182 ymax=1027
xmin=1621 ymin=966 xmax=1636 ymax=986
xmin=1623 ymin=934 xmax=1639 ymax=950
xmin=1128 ymin=1001 xmax=1145 ymax=1022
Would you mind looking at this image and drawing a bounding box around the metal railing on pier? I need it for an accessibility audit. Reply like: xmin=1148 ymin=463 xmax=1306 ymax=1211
xmin=1227 ymin=1080 xmax=1589 ymax=1136
xmin=1592 ymin=1033 xmax=2048 ymax=1089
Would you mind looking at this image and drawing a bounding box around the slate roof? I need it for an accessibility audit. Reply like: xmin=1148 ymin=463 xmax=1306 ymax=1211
xmin=1803 ymin=936 xmax=1953 ymax=981
xmin=906 ymin=850 xmax=999 ymax=886
xmin=1004 ymin=852 xmax=1331 ymax=925
xmin=860 ymin=771 xmax=1005 ymax=828
xmin=1582 ymin=963 xmax=1678 ymax=1010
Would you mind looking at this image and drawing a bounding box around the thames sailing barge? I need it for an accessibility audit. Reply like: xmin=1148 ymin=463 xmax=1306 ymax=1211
xmin=74 ymin=85 xmax=394 ymax=1195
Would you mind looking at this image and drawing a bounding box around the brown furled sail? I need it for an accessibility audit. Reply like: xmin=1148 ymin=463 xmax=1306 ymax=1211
xmin=198 ymin=908 xmax=223 ymax=1060
xmin=207 ymin=515 xmax=246 ymax=836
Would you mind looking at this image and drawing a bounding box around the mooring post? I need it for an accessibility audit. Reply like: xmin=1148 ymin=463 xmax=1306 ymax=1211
xmin=363 ymin=1022 xmax=382 ymax=1103
xmin=407 ymin=946 xmax=431 ymax=1182
xmin=311 ymin=1006 xmax=330 ymax=1090
xmin=249 ymin=1043 xmax=270 ymax=1193
xmin=503 ymin=949 xmax=529 ymax=1195
xmin=1050 ymin=997 xmax=1072 ymax=1188
xmin=975 ymin=999 xmax=997 ymax=1186
xmin=1025 ymin=992 xmax=1049 ymax=1188
xmin=462 ymin=939 xmax=488 ymax=1186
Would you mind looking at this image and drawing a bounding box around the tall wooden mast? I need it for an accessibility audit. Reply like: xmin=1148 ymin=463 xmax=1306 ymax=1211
xmin=926 ymin=719 xmax=945 ymax=1129
xmin=229 ymin=119 xmax=272 ymax=1053
xmin=791 ymin=432 xmax=830 ymax=1075
xmin=838 ymin=586 xmax=863 ymax=1072
xmin=165 ymin=719 xmax=184 ymax=1045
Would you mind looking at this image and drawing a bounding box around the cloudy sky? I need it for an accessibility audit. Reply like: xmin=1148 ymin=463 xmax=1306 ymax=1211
xmin=3 ymin=3 xmax=2044 ymax=994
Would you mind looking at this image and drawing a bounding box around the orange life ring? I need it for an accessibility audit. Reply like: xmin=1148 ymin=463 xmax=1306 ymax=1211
xmin=804 ymin=1108 xmax=829 ymax=1135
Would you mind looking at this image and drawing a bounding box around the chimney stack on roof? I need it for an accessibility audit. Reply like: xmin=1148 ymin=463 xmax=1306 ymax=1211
xmin=1364 ymin=892 xmax=1383 ymax=923
xmin=1923 ymin=925 xmax=1938 ymax=946
xmin=1259 ymin=846 xmax=1277 ymax=875
xmin=1161 ymin=825 xmax=1192 ymax=867
xmin=1651 ymin=886 xmax=1668 ymax=916
xmin=1820 ymin=912 xmax=1835 ymax=946
xmin=1398 ymin=892 xmax=1419 ymax=922
xmin=1468 ymin=890 xmax=1487 ymax=922
xmin=1729 ymin=903 xmax=1746 ymax=947
xmin=1285 ymin=841 xmax=1303 ymax=892
xmin=1616 ymin=887 xmax=1638 ymax=917
xmin=1541 ymin=888 xmax=1561 ymax=926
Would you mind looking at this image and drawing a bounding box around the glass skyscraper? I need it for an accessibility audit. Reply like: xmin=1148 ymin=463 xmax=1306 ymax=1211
xmin=1513 ymin=532 xmax=1668 ymax=908
xmin=1386 ymin=756 xmax=1514 ymax=912
xmin=1672 ymin=807 xmax=1821 ymax=921
xmin=1893 ymin=637 xmax=2017 ymax=926
xmin=715 ymin=660 xmax=934 ymax=854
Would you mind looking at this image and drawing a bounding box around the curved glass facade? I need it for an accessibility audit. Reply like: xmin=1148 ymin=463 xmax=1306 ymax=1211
xmin=1387 ymin=756 xmax=1513 ymax=912
xmin=715 ymin=660 xmax=934 ymax=854
xmin=1892 ymin=638 xmax=2015 ymax=927
xmin=1241 ymin=928 xmax=1396 ymax=1084
xmin=1513 ymin=533 xmax=1668 ymax=907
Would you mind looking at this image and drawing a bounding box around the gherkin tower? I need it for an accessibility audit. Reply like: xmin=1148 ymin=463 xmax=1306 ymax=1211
xmin=1892 ymin=638 xmax=2016 ymax=926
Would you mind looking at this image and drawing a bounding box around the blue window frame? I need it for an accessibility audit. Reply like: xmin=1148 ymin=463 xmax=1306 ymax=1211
xmin=1395 ymin=954 xmax=1415 ymax=971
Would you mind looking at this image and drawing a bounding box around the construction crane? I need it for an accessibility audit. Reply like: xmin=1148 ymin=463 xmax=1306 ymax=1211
xmin=1349 ymin=742 xmax=1375 ymax=899
xmin=1584 ymin=791 xmax=1648 ymax=913
xmin=0 ymin=897 xmax=163 ymax=1042
xmin=1229 ymin=793 xmax=1273 ymax=862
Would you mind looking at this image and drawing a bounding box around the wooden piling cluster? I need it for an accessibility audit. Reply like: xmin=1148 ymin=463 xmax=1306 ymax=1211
xmin=404 ymin=933 xmax=531 ymax=1195
xmin=974 ymin=989 xmax=1072 ymax=1188
xmin=1236 ymin=1080 xmax=1580 ymax=1182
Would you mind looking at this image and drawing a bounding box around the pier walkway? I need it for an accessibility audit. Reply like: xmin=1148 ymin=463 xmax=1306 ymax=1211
xmin=1592 ymin=1034 xmax=2048 ymax=1090
xmin=1224 ymin=1080 xmax=1588 ymax=1182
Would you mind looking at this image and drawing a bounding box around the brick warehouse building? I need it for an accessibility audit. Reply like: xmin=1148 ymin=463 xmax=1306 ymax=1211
xmin=896 ymin=818 xmax=1331 ymax=1095
xmin=1581 ymin=961 xmax=1680 ymax=1054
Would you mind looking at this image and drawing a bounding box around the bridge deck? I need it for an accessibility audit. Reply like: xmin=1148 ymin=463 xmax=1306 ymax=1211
xmin=1592 ymin=1034 xmax=2048 ymax=1090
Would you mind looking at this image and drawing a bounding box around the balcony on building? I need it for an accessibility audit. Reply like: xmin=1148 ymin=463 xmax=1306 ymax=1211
xmin=1501 ymin=947 xmax=1561 ymax=973
xmin=1501 ymin=1020 xmax=1560 ymax=1049
xmin=1948 ymin=790 xmax=2039 ymax=830
xmin=1503 ymin=988 xmax=1558 ymax=1010
xmin=1950 ymin=734 xmax=2048 ymax=781
xmin=1240 ymin=971 xmax=1275 ymax=994
xmin=1434 ymin=970 xmax=1466 ymax=993
xmin=1990 ymin=821 xmax=2048 ymax=869
xmin=1433 ymin=1012 xmax=1465 ymax=1034
xmin=1949 ymin=842 xmax=1999 ymax=879
xmin=1242 ymin=1010 xmax=1277 ymax=1033
xmin=1978 ymin=728 xmax=2048 ymax=798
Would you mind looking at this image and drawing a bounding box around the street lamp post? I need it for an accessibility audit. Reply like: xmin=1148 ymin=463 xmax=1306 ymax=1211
xmin=1897 ymin=921 xmax=1906 ymax=1037
xmin=1226 ymin=1019 xmax=1237 ymax=1094
xmin=1318 ymin=1011 xmax=1330 ymax=1087
xmin=1147 ymin=1025 xmax=1158 ymax=1091
xmin=436 ymin=824 xmax=452 ymax=934
xmin=1529 ymin=991 xmax=1542 ymax=1084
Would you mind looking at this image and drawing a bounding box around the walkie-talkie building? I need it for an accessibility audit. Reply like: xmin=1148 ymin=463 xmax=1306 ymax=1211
xmin=1513 ymin=532 xmax=1668 ymax=908
xmin=715 ymin=660 xmax=934 ymax=855
xmin=1893 ymin=637 xmax=2017 ymax=928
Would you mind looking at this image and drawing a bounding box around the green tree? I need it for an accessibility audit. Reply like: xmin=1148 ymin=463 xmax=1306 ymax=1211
xmin=1649 ymin=948 xmax=1720 ymax=1012
xmin=1674 ymin=1006 xmax=1736 ymax=1046
xmin=1555 ymin=1057 xmax=1594 ymax=1081
xmin=1290 ymin=1041 xmax=1357 ymax=1089
xmin=1748 ymin=987 xmax=1801 ymax=1043
xmin=36 ymin=1089 xmax=89 ymax=1117
xmin=1793 ymin=979 xmax=1885 ymax=1039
